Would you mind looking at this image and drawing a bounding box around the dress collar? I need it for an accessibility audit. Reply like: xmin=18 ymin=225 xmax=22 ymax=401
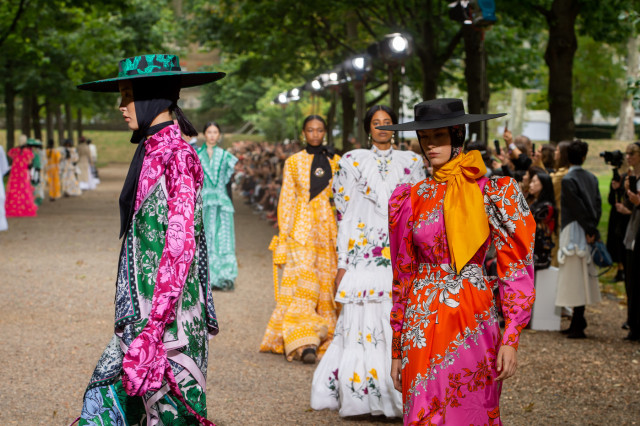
xmin=371 ymin=144 xmax=393 ymax=158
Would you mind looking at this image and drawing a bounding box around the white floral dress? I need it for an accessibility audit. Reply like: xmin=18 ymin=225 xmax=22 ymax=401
xmin=310 ymin=146 xmax=425 ymax=417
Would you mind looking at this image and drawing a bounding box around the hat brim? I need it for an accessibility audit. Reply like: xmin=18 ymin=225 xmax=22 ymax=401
xmin=77 ymin=71 xmax=226 ymax=92
xmin=376 ymin=113 xmax=506 ymax=131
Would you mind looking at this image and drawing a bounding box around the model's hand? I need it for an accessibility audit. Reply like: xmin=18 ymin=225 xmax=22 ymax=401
xmin=615 ymin=202 xmax=631 ymax=215
xmin=334 ymin=268 xmax=346 ymax=296
xmin=391 ymin=358 xmax=402 ymax=392
xmin=628 ymin=190 xmax=640 ymax=206
xmin=495 ymin=345 xmax=517 ymax=381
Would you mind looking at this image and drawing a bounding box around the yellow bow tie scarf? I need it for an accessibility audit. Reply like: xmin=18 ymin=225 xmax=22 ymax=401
xmin=432 ymin=150 xmax=489 ymax=274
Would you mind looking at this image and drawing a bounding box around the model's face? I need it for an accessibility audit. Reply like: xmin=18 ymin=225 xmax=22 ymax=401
xmin=626 ymin=146 xmax=640 ymax=168
xmin=118 ymin=81 xmax=138 ymax=131
xmin=529 ymin=174 xmax=542 ymax=197
xmin=303 ymin=119 xmax=326 ymax=146
xmin=370 ymin=110 xmax=393 ymax=144
xmin=205 ymin=125 xmax=220 ymax=146
xmin=417 ymin=127 xmax=452 ymax=170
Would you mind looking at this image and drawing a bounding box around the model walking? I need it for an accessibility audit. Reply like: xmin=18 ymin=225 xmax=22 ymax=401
xmin=75 ymin=54 xmax=225 ymax=426
xmin=311 ymin=105 xmax=424 ymax=417
xmin=384 ymin=99 xmax=535 ymax=424
xmin=197 ymin=121 xmax=239 ymax=290
xmin=260 ymin=115 xmax=340 ymax=363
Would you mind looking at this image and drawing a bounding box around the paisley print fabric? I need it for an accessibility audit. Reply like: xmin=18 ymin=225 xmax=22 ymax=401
xmin=260 ymin=150 xmax=340 ymax=359
xmin=79 ymin=125 xmax=218 ymax=426
xmin=389 ymin=175 xmax=535 ymax=425
xmin=5 ymin=147 xmax=37 ymax=217
xmin=197 ymin=145 xmax=239 ymax=290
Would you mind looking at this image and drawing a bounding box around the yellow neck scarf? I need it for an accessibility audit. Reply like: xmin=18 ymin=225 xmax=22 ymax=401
xmin=432 ymin=150 xmax=489 ymax=274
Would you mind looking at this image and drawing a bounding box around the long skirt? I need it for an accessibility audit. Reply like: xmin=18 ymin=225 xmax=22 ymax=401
xmin=260 ymin=233 xmax=337 ymax=359
xmin=203 ymin=204 xmax=237 ymax=290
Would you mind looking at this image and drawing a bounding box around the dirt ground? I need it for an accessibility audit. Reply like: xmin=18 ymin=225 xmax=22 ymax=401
xmin=0 ymin=164 xmax=638 ymax=425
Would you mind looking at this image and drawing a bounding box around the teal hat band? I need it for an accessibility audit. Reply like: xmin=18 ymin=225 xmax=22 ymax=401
xmin=117 ymin=54 xmax=182 ymax=78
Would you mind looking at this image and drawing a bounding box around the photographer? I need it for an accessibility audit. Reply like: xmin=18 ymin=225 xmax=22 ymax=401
xmin=604 ymin=148 xmax=631 ymax=285
xmin=621 ymin=142 xmax=640 ymax=341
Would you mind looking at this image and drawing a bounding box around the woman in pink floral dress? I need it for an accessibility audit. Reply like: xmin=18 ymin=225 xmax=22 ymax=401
xmin=5 ymin=145 xmax=38 ymax=217
xmin=75 ymin=54 xmax=225 ymax=426
xmin=380 ymin=99 xmax=536 ymax=425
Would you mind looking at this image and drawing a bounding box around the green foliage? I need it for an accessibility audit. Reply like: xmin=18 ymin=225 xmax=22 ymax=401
xmin=573 ymin=35 xmax=625 ymax=122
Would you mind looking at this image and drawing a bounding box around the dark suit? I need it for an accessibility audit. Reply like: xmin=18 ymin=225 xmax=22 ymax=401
xmin=560 ymin=166 xmax=602 ymax=335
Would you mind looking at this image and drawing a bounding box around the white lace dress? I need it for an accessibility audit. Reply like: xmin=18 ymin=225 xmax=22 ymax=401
xmin=310 ymin=146 xmax=425 ymax=417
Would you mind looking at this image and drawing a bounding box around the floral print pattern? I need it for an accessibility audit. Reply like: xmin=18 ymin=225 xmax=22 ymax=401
xmin=5 ymin=147 xmax=37 ymax=217
xmin=389 ymin=175 xmax=535 ymax=424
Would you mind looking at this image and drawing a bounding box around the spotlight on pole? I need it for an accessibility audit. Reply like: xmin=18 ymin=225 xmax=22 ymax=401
xmin=288 ymin=87 xmax=301 ymax=102
xmin=311 ymin=79 xmax=322 ymax=91
xmin=273 ymin=92 xmax=288 ymax=105
xmin=344 ymin=54 xmax=372 ymax=81
xmin=371 ymin=33 xmax=413 ymax=65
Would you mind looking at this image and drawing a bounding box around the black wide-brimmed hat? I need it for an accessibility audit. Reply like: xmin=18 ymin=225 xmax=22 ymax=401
xmin=77 ymin=54 xmax=225 ymax=93
xmin=377 ymin=98 xmax=505 ymax=131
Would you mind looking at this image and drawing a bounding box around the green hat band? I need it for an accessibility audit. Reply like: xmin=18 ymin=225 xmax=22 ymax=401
xmin=118 ymin=54 xmax=182 ymax=78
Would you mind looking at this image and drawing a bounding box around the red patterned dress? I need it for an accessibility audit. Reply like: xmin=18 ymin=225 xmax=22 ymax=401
xmin=389 ymin=176 xmax=535 ymax=425
xmin=5 ymin=147 xmax=37 ymax=217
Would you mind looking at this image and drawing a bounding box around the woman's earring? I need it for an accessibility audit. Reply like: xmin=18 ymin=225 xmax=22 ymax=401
xmin=391 ymin=135 xmax=395 ymax=145
xmin=322 ymin=135 xmax=327 ymax=146
xmin=302 ymin=134 xmax=307 ymax=144
xmin=368 ymin=133 xmax=372 ymax=147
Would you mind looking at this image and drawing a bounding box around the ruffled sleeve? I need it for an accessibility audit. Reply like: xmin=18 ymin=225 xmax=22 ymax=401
xmin=332 ymin=158 xmax=357 ymax=269
xmin=389 ymin=183 xmax=417 ymax=359
xmin=221 ymin=149 xmax=238 ymax=185
xmin=122 ymin=147 xmax=202 ymax=396
xmin=484 ymin=176 xmax=536 ymax=349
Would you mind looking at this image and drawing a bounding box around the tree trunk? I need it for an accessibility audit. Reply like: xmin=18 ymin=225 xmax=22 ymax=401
xmin=544 ymin=0 xmax=579 ymax=143
xmin=65 ymin=103 xmax=73 ymax=142
xmin=326 ymin=90 xmax=337 ymax=147
xmin=4 ymin=81 xmax=16 ymax=150
xmin=55 ymin=103 xmax=64 ymax=144
xmin=45 ymin=98 xmax=54 ymax=145
xmin=615 ymin=35 xmax=640 ymax=141
xmin=341 ymin=85 xmax=355 ymax=152
xmin=418 ymin=49 xmax=440 ymax=100
xmin=464 ymin=26 xmax=488 ymax=140
xmin=20 ymin=95 xmax=31 ymax=138
xmin=77 ymin=107 xmax=83 ymax=140
xmin=31 ymin=94 xmax=42 ymax=141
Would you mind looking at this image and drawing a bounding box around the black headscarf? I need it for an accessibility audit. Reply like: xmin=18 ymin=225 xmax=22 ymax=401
xmin=306 ymin=144 xmax=335 ymax=201
xmin=118 ymin=78 xmax=179 ymax=238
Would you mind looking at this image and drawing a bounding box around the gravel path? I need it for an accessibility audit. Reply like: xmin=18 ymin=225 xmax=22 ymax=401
xmin=0 ymin=164 xmax=638 ymax=425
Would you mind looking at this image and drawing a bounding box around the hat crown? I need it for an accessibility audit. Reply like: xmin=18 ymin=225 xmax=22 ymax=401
xmin=117 ymin=54 xmax=182 ymax=78
xmin=414 ymin=98 xmax=465 ymax=122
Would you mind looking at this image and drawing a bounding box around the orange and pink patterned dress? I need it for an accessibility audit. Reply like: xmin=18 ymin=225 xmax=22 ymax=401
xmin=389 ymin=175 xmax=535 ymax=425
xmin=5 ymin=147 xmax=37 ymax=217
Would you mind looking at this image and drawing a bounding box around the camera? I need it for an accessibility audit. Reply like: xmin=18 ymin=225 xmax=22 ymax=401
xmin=600 ymin=150 xmax=624 ymax=168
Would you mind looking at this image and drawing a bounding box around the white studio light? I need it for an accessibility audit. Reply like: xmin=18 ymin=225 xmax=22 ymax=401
xmin=311 ymin=79 xmax=322 ymax=90
xmin=390 ymin=35 xmax=408 ymax=53
xmin=352 ymin=56 xmax=365 ymax=71
xmin=278 ymin=92 xmax=288 ymax=104
xmin=329 ymin=72 xmax=338 ymax=81
xmin=291 ymin=88 xmax=300 ymax=97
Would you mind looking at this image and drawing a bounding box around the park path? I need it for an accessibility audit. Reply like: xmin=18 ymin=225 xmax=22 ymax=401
xmin=0 ymin=164 xmax=638 ymax=425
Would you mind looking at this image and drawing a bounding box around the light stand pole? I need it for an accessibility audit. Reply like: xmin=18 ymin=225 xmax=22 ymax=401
xmin=344 ymin=54 xmax=372 ymax=148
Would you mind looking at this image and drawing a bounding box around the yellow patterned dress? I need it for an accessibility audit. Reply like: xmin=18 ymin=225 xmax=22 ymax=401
xmin=260 ymin=149 xmax=340 ymax=360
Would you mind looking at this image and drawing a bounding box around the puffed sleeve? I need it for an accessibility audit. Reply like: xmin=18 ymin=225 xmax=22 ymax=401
xmin=484 ymin=176 xmax=536 ymax=350
xmin=272 ymin=155 xmax=296 ymax=264
xmin=407 ymin=153 xmax=426 ymax=184
xmin=332 ymin=158 xmax=357 ymax=269
xmin=122 ymin=148 xmax=201 ymax=396
xmin=389 ymin=183 xmax=417 ymax=359
xmin=222 ymin=150 xmax=238 ymax=185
